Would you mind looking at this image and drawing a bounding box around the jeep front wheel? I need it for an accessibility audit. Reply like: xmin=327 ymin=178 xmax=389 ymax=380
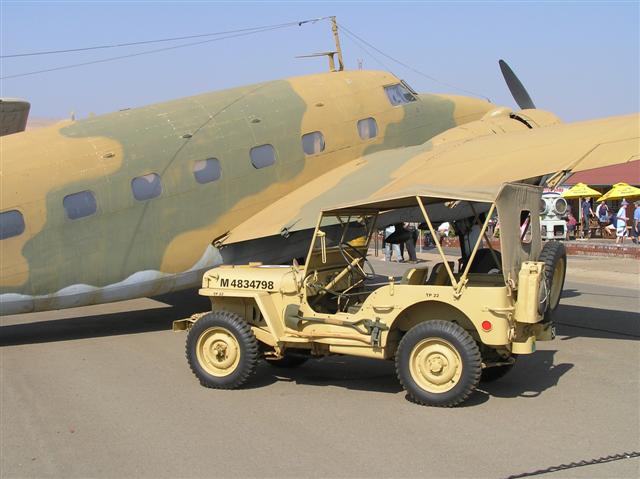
xmin=396 ymin=321 xmax=481 ymax=407
xmin=186 ymin=311 xmax=259 ymax=389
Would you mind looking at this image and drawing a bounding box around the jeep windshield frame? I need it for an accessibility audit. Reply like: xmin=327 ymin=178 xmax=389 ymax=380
xmin=304 ymin=211 xmax=378 ymax=274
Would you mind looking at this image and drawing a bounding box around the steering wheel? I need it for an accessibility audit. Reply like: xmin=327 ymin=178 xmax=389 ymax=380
xmin=338 ymin=241 xmax=376 ymax=282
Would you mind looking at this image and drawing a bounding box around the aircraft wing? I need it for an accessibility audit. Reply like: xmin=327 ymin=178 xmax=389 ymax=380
xmin=223 ymin=112 xmax=639 ymax=245
xmin=0 ymin=98 xmax=30 ymax=136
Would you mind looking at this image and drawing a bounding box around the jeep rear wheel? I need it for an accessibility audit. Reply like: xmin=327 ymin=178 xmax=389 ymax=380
xmin=186 ymin=311 xmax=259 ymax=389
xmin=396 ymin=321 xmax=481 ymax=407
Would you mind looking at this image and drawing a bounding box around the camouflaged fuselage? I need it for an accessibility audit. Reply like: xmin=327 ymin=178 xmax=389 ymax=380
xmin=0 ymin=70 xmax=495 ymax=314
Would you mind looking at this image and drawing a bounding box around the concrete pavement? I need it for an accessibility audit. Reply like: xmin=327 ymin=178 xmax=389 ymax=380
xmin=1 ymin=255 xmax=638 ymax=478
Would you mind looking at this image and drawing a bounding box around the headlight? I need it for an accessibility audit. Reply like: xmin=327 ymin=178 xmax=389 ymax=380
xmin=540 ymin=198 xmax=549 ymax=215
xmin=554 ymin=198 xmax=567 ymax=215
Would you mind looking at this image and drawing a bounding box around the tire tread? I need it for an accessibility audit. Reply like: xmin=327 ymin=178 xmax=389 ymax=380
xmin=395 ymin=320 xmax=481 ymax=407
xmin=538 ymin=241 xmax=567 ymax=318
xmin=186 ymin=310 xmax=259 ymax=389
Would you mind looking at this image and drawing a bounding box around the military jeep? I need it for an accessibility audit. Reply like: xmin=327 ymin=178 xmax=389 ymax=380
xmin=174 ymin=182 xmax=566 ymax=407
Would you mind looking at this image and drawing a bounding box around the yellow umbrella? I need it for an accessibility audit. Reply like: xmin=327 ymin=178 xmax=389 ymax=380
xmin=598 ymin=182 xmax=640 ymax=202
xmin=561 ymin=183 xmax=602 ymax=199
xmin=561 ymin=183 xmax=601 ymax=238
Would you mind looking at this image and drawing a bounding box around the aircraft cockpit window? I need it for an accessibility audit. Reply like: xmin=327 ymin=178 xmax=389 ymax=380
xmin=250 ymin=144 xmax=276 ymax=169
xmin=357 ymin=118 xmax=378 ymax=140
xmin=193 ymin=158 xmax=222 ymax=184
xmin=63 ymin=190 xmax=97 ymax=220
xmin=400 ymin=79 xmax=418 ymax=95
xmin=301 ymin=131 xmax=325 ymax=156
xmin=384 ymin=84 xmax=417 ymax=106
xmin=0 ymin=210 xmax=25 ymax=240
xmin=131 ymin=173 xmax=163 ymax=201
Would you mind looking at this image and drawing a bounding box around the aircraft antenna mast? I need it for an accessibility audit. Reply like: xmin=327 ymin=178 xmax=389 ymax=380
xmin=294 ymin=16 xmax=345 ymax=72
xmin=331 ymin=16 xmax=344 ymax=72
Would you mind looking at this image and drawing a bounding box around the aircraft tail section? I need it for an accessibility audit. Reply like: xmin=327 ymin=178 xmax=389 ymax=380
xmin=0 ymin=98 xmax=30 ymax=136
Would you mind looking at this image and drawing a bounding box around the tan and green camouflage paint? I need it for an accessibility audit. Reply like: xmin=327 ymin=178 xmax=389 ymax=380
xmin=0 ymin=70 xmax=495 ymax=314
xmin=225 ymin=111 xmax=639 ymax=244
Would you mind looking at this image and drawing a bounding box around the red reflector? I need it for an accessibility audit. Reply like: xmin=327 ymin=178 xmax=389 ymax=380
xmin=481 ymin=321 xmax=492 ymax=332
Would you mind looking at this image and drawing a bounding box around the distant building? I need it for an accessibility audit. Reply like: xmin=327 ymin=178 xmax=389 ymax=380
xmin=563 ymin=160 xmax=640 ymax=188
xmin=561 ymin=160 xmax=640 ymax=234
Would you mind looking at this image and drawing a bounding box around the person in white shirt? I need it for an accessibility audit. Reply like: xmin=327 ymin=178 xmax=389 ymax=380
xmin=437 ymin=222 xmax=450 ymax=245
xmin=384 ymin=225 xmax=401 ymax=261
xmin=615 ymin=199 xmax=629 ymax=245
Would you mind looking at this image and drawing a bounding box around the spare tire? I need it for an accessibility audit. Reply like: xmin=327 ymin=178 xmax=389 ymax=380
xmin=538 ymin=241 xmax=567 ymax=322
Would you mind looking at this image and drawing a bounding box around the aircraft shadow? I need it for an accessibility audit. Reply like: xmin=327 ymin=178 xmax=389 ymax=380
xmin=554 ymin=304 xmax=640 ymax=341
xmin=2 ymin=296 xmax=635 ymax=350
xmin=0 ymin=289 xmax=208 ymax=347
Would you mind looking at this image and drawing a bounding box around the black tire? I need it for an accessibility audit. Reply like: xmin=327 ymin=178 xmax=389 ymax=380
xmin=538 ymin=241 xmax=567 ymax=322
xmin=266 ymin=354 xmax=309 ymax=368
xmin=186 ymin=311 xmax=259 ymax=389
xmin=395 ymin=320 xmax=481 ymax=407
xmin=481 ymin=362 xmax=515 ymax=383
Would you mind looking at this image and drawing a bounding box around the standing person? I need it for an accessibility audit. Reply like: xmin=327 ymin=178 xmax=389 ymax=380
xmin=566 ymin=212 xmax=577 ymax=239
xmin=383 ymin=225 xmax=394 ymax=261
xmin=394 ymin=223 xmax=407 ymax=262
xmin=487 ymin=217 xmax=495 ymax=237
xmin=383 ymin=225 xmax=402 ymax=262
xmin=581 ymin=197 xmax=594 ymax=237
xmin=615 ymin=199 xmax=629 ymax=245
xmin=633 ymin=200 xmax=640 ymax=244
xmin=596 ymin=200 xmax=609 ymax=238
xmin=437 ymin=222 xmax=450 ymax=246
xmin=404 ymin=223 xmax=418 ymax=263
xmin=596 ymin=201 xmax=609 ymax=223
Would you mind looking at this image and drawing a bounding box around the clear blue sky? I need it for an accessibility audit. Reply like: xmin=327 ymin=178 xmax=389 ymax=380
xmin=1 ymin=1 xmax=638 ymax=122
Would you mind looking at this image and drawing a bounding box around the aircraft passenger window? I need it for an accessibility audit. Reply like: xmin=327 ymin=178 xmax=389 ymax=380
xmin=250 ymin=144 xmax=276 ymax=169
xmin=0 ymin=210 xmax=25 ymax=240
xmin=357 ymin=118 xmax=378 ymax=140
xmin=63 ymin=190 xmax=97 ymax=220
xmin=131 ymin=173 xmax=162 ymax=201
xmin=384 ymin=84 xmax=416 ymax=106
xmin=301 ymin=131 xmax=325 ymax=155
xmin=193 ymin=158 xmax=221 ymax=184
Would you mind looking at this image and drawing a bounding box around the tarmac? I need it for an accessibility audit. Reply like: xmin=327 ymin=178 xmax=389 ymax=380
xmin=1 ymin=252 xmax=638 ymax=478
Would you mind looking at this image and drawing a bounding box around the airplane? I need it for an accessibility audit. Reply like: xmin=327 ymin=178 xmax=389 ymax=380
xmin=1 ymin=51 xmax=638 ymax=316
xmin=0 ymin=67 xmax=499 ymax=315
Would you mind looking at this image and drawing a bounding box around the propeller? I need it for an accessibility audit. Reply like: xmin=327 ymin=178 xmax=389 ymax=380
xmin=499 ymin=59 xmax=536 ymax=110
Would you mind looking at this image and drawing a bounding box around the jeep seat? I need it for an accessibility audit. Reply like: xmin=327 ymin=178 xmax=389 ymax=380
xmin=426 ymin=262 xmax=455 ymax=285
xmin=401 ymin=267 xmax=430 ymax=285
